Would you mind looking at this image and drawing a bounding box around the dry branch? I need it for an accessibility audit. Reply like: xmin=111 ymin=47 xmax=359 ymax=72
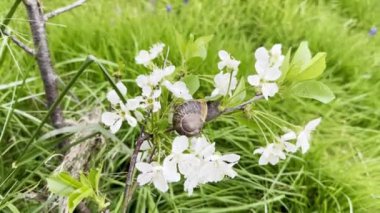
xmin=1 ymin=30 xmax=35 ymax=56
xmin=44 ymin=0 xmax=86 ymax=20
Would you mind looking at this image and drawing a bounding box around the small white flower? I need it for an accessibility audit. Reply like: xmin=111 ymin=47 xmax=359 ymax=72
xmin=101 ymin=103 xmax=137 ymax=133
xmin=254 ymin=143 xmax=286 ymax=165
xmin=211 ymin=71 xmax=238 ymax=97
xmin=247 ymin=44 xmax=284 ymax=100
xmin=201 ymin=153 xmax=240 ymax=183
xmin=106 ymin=81 xmax=127 ymax=105
xmin=137 ymin=140 xmax=152 ymax=162
xmin=217 ymin=50 xmax=240 ymax=71
xmin=163 ymin=136 xmax=198 ymax=182
xmin=183 ymin=135 xmax=240 ymax=195
xmin=149 ymin=43 xmax=165 ymax=59
xmin=136 ymin=162 xmax=169 ymax=192
xmin=296 ymin=117 xmax=322 ymax=154
xmin=135 ymin=50 xmax=152 ymax=67
xmin=163 ymin=80 xmax=193 ymax=100
xmin=279 ymin=131 xmax=297 ymax=153
xmin=135 ymin=43 xmax=166 ymax=67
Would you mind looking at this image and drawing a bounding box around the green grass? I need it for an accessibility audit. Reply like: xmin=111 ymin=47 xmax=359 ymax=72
xmin=1 ymin=0 xmax=380 ymax=212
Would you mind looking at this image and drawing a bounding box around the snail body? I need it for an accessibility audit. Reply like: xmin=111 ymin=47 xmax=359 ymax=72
xmin=173 ymin=100 xmax=221 ymax=137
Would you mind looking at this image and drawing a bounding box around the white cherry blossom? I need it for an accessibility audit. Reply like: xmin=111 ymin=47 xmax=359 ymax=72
xmin=248 ymin=44 xmax=284 ymax=100
xmin=163 ymin=136 xmax=198 ymax=182
xmin=135 ymin=42 xmax=166 ymax=67
xmin=296 ymin=117 xmax=322 ymax=154
xmin=217 ymin=50 xmax=240 ymax=71
xmin=211 ymin=71 xmax=238 ymax=97
xmin=136 ymin=162 xmax=169 ymax=192
xmin=106 ymin=81 xmax=127 ymax=105
xmin=101 ymin=103 xmax=137 ymax=133
xmin=279 ymin=131 xmax=298 ymax=153
xmin=163 ymin=80 xmax=193 ymax=100
xmin=254 ymin=143 xmax=286 ymax=165
xmin=149 ymin=43 xmax=165 ymax=59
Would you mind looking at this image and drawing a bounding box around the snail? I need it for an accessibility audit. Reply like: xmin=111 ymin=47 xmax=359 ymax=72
xmin=173 ymin=100 xmax=221 ymax=137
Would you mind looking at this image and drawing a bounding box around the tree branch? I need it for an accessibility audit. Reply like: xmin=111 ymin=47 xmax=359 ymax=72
xmin=44 ymin=0 xmax=86 ymax=20
xmin=122 ymin=128 xmax=152 ymax=213
xmin=222 ymin=94 xmax=264 ymax=115
xmin=23 ymin=0 xmax=65 ymax=131
xmin=1 ymin=30 xmax=35 ymax=56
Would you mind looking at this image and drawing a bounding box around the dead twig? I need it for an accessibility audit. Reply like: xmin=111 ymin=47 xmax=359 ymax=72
xmin=44 ymin=0 xmax=86 ymax=20
xmin=1 ymin=30 xmax=35 ymax=56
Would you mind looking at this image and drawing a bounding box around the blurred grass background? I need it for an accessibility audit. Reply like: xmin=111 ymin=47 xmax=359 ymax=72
xmin=1 ymin=0 xmax=380 ymax=212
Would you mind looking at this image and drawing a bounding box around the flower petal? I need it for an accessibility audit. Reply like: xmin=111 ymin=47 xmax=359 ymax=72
xmin=110 ymin=118 xmax=123 ymax=133
xmin=281 ymin=131 xmax=297 ymax=142
xmin=101 ymin=112 xmax=119 ymax=126
xmin=137 ymin=173 xmax=153 ymax=186
xmin=136 ymin=162 xmax=153 ymax=173
xmin=247 ymin=75 xmax=261 ymax=86
xmin=153 ymin=172 xmax=169 ymax=192
xmin=261 ymin=83 xmax=279 ymax=100
xmin=305 ymin=117 xmax=322 ymax=131
xmin=172 ymin=136 xmax=189 ymax=154
xmin=125 ymin=114 xmax=137 ymax=127
xmin=296 ymin=131 xmax=310 ymax=154
xmin=220 ymin=154 xmax=240 ymax=163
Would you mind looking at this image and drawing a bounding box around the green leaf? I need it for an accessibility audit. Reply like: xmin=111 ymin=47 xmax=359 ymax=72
xmin=88 ymin=168 xmax=101 ymax=193
xmin=295 ymin=52 xmax=326 ymax=81
xmin=279 ymin=48 xmax=292 ymax=82
xmin=286 ymin=41 xmax=312 ymax=80
xmin=227 ymin=77 xmax=246 ymax=107
xmin=68 ymin=187 xmax=93 ymax=213
xmin=183 ymin=75 xmax=200 ymax=95
xmin=46 ymin=176 xmax=75 ymax=196
xmin=292 ymin=41 xmax=312 ymax=69
xmin=47 ymin=173 xmax=80 ymax=196
xmin=291 ymin=80 xmax=335 ymax=104
xmin=185 ymin=34 xmax=214 ymax=61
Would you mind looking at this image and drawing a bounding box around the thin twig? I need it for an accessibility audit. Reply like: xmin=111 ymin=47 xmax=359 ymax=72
xmin=44 ymin=0 xmax=86 ymax=20
xmin=122 ymin=129 xmax=152 ymax=213
xmin=1 ymin=30 xmax=35 ymax=56
xmin=222 ymin=94 xmax=264 ymax=115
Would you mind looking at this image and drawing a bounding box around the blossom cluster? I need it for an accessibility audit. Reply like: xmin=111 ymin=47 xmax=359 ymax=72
xmin=254 ymin=118 xmax=321 ymax=165
xmin=101 ymin=43 xmax=192 ymax=133
xmin=136 ymin=135 xmax=240 ymax=195
xmin=100 ymin=41 xmax=323 ymax=195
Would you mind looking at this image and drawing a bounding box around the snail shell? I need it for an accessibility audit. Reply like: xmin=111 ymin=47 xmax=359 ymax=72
xmin=173 ymin=100 xmax=220 ymax=137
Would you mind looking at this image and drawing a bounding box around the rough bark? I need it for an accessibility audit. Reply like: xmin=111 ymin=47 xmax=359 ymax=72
xmin=23 ymin=0 xmax=65 ymax=130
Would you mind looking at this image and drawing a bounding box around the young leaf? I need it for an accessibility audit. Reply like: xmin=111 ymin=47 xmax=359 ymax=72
xmin=47 ymin=172 xmax=82 ymax=196
xmin=278 ymin=48 xmax=292 ymax=82
xmin=292 ymin=41 xmax=312 ymax=69
xmin=47 ymin=176 xmax=76 ymax=196
xmin=88 ymin=168 xmax=101 ymax=193
xmin=68 ymin=187 xmax=93 ymax=213
xmin=291 ymin=80 xmax=335 ymax=104
xmin=286 ymin=41 xmax=312 ymax=80
xmin=227 ymin=77 xmax=246 ymax=107
xmin=185 ymin=34 xmax=214 ymax=61
xmin=295 ymin=52 xmax=326 ymax=81
xmin=183 ymin=75 xmax=200 ymax=95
